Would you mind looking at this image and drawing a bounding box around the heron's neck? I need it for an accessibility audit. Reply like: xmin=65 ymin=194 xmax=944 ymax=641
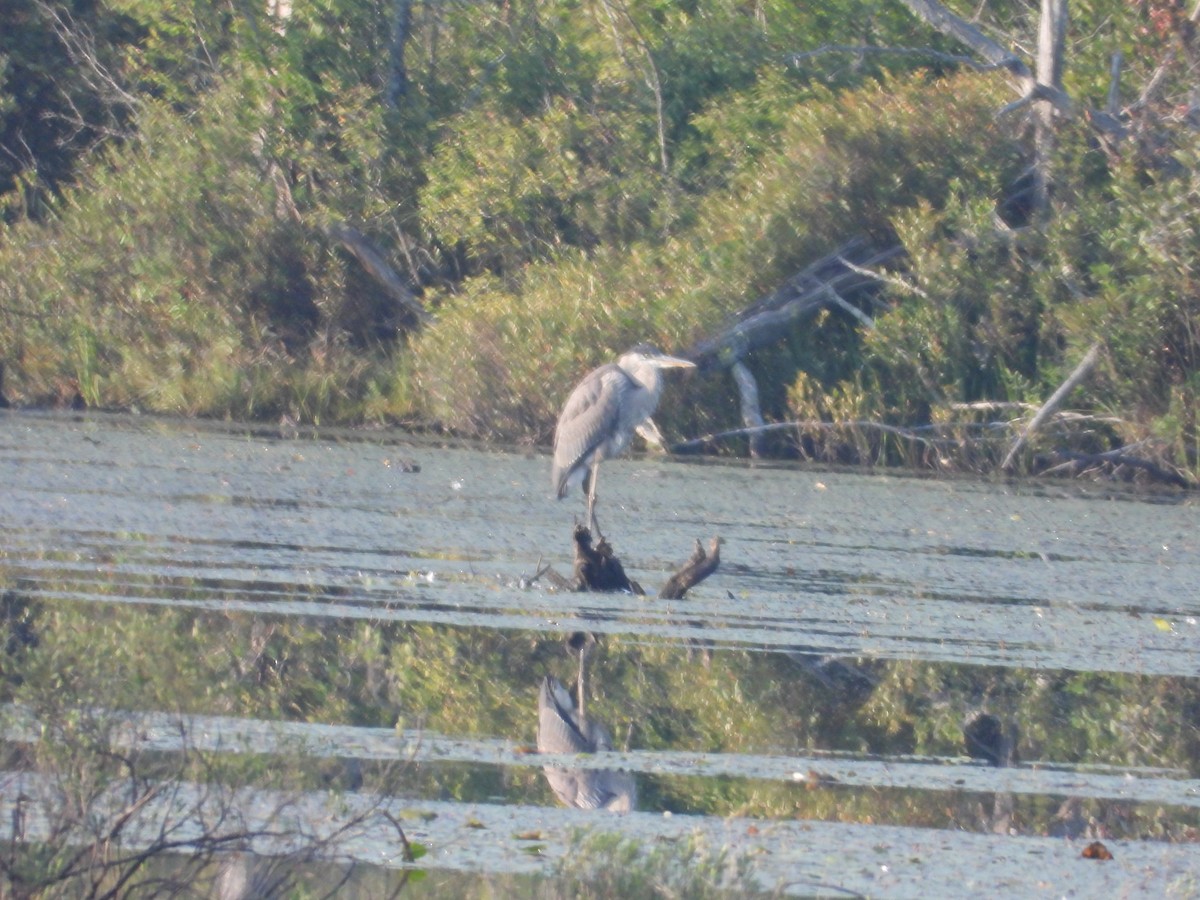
xmin=630 ymin=367 xmax=664 ymax=400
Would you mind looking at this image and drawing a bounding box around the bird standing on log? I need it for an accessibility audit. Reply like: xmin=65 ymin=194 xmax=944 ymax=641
xmin=551 ymin=344 xmax=695 ymax=533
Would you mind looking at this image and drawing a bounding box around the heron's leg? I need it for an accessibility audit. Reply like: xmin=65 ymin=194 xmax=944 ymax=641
xmin=575 ymin=632 xmax=596 ymax=725
xmin=585 ymin=458 xmax=601 ymax=535
xmin=576 ymin=640 xmax=587 ymax=725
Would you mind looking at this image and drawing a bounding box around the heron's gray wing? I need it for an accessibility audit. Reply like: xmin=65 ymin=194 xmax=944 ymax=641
xmin=550 ymin=364 xmax=631 ymax=497
xmin=537 ymin=676 xmax=591 ymax=754
xmin=553 ymin=769 xmax=636 ymax=812
xmin=542 ymin=766 xmax=588 ymax=809
xmin=542 ymin=720 xmax=637 ymax=812
xmin=590 ymin=771 xmax=637 ymax=812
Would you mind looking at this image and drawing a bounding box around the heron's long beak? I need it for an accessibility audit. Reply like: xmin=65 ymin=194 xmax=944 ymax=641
xmin=653 ymin=355 xmax=696 ymax=369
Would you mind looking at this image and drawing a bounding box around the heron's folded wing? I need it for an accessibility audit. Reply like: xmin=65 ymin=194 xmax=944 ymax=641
xmin=550 ymin=365 xmax=629 ymax=496
xmin=536 ymin=676 xmax=590 ymax=754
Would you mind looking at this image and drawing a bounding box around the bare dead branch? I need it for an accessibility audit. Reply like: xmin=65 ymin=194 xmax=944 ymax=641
xmin=1002 ymin=342 xmax=1102 ymax=471
xmin=894 ymin=0 xmax=1034 ymax=85
xmin=0 ymin=705 xmax=417 ymax=899
xmin=686 ymin=242 xmax=903 ymax=369
xmin=1039 ymin=447 xmax=1192 ymax=488
xmin=837 ymin=255 xmax=929 ymax=300
xmin=674 ymin=419 xmax=962 ymax=453
xmin=597 ymin=0 xmax=670 ymax=176
xmin=948 ymin=400 xmax=1038 ymax=412
xmin=658 ymin=538 xmax=722 ymax=600
xmin=680 ymin=414 xmax=1108 ymax=448
xmin=787 ymin=44 xmax=1017 ymax=73
xmin=325 ymin=224 xmax=432 ymax=325
xmin=824 ymin=286 xmax=876 ymax=329
xmin=1129 ymin=0 xmax=1200 ymax=112
xmin=994 ymin=81 xmax=1075 ymax=119
xmin=1106 ymin=50 xmax=1123 ymax=116
xmin=35 ymin=2 xmax=140 ymax=111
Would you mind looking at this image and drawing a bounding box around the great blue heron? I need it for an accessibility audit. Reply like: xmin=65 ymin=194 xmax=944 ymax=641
xmin=536 ymin=638 xmax=636 ymax=812
xmin=551 ymin=344 xmax=695 ymax=532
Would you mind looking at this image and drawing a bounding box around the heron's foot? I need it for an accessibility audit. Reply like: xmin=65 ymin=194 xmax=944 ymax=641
xmin=586 ymin=500 xmax=604 ymax=541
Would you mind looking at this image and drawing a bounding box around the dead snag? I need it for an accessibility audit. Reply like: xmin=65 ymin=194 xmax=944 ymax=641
xmin=658 ymin=537 xmax=722 ymax=600
xmin=572 ymin=525 xmax=644 ymax=594
xmin=1039 ymin=448 xmax=1192 ymax=488
xmin=562 ymin=527 xmax=721 ymax=598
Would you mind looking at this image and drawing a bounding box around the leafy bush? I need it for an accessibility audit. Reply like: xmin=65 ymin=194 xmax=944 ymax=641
xmin=411 ymin=72 xmax=1022 ymax=442
xmin=1047 ymin=141 xmax=1200 ymax=459
xmin=0 ymin=75 xmax=411 ymax=422
xmin=841 ymin=122 xmax=1200 ymax=470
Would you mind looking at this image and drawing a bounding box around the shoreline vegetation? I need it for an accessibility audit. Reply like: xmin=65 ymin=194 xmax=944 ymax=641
xmin=2 ymin=0 xmax=1198 ymax=487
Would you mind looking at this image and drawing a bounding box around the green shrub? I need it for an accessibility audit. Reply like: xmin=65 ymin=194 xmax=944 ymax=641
xmin=0 ymin=74 xmax=413 ymax=422
xmin=410 ymin=72 xmax=1023 ymax=442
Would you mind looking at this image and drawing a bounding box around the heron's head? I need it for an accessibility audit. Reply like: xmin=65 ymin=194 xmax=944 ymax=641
xmin=621 ymin=344 xmax=696 ymax=371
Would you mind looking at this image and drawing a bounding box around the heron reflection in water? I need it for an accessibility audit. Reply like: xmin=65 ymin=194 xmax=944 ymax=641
xmin=551 ymin=344 xmax=695 ymax=534
xmin=537 ymin=637 xmax=636 ymax=813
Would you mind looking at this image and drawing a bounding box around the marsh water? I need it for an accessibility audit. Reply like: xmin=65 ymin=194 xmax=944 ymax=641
xmin=2 ymin=411 xmax=1199 ymax=896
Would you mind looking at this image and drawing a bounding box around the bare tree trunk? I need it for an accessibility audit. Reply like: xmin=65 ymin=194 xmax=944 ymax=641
xmin=731 ymin=362 xmax=766 ymax=458
xmin=386 ymin=0 xmax=414 ymax=109
xmin=1032 ymin=0 xmax=1068 ymax=213
xmin=896 ymin=0 xmax=1034 ymax=89
xmin=596 ymin=0 xmax=670 ymax=176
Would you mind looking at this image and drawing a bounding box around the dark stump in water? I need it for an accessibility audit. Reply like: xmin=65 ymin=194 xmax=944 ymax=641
xmin=544 ymin=525 xmax=720 ymax=599
xmin=571 ymin=525 xmax=643 ymax=594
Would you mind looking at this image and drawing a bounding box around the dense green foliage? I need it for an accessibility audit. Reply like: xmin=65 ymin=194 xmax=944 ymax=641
xmin=1 ymin=0 xmax=1198 ymax=475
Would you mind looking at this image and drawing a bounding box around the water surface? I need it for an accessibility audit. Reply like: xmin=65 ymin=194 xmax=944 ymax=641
xmin=2 ymin=411 xmax=1198 ymax=896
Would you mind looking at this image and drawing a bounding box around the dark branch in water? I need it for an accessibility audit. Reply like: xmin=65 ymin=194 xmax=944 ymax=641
xmin=658 ymin=538 xmax=721 ymax=600
xmin=571 ymin=525 xmax=644 ymax=595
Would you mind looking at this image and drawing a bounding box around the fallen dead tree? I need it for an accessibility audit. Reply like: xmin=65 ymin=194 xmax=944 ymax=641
xmin=685 ymin=239 xmax=903 ymax=458
xmin=1002 ymin=342 xmax=1102 ymax=471
xmin=675 ymin=226 xmax=1195 ymax=487
xmin=1038 ymin=446 xmax=1192 ymax=489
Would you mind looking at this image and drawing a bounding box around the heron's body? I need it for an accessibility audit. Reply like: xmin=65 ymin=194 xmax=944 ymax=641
xmin=551 ymin=345 xmax=694 ymax=531
xmin=537 ymin=675 xmax=636 ymax=812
